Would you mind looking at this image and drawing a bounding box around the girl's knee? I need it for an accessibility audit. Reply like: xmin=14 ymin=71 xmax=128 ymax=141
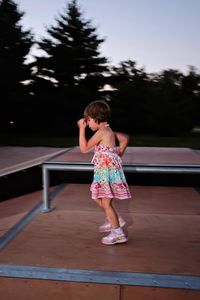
xmin=101 ymin=198 xmax=112 ymax=209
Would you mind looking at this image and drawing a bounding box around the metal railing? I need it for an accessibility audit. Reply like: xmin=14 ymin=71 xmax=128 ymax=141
xmin=41 ymin=161 xmax=200 ymax=213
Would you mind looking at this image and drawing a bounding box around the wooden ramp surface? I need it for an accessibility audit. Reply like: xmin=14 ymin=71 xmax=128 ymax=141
xmin=0 ymin=147 xmax=200 ymax=299
xmin=0 ymin=184 xmax=200 ymax=299
xmin=49 ymin=146 xmax=200 ymax=165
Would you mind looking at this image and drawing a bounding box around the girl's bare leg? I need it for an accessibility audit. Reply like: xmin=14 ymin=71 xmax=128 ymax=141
xmin=94 ymin=198 xmax=103 ymax=208
xmin=94 ymin=198 xmax=121 ymax=217
xmin=101 ymin=198 xmax=120 ymax=229
xmin=94 ymin=198 xmax=125 ymax=231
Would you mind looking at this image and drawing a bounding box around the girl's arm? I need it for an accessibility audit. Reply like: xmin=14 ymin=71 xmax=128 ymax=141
xmin=77 ymin=118 xmax=102 ymax=153
xmin=77 ymin=119 xmax=88 ymax=153
xmin=114 ymin=131 xmax=129 ymax=157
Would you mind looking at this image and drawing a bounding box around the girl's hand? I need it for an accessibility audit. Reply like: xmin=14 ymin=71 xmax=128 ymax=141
xmin=77 ymin=118 xmax=87 ymax=129
xmin=115 ymin=131 xmax=129 ymax=157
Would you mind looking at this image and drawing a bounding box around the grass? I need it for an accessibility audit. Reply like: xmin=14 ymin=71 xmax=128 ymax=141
xmin=0 ymin=133 xmax=200 ymax=148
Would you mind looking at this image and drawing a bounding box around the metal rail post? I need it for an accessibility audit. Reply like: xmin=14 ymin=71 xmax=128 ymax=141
xmin=41 ymin=166 xmax=55 ymax=213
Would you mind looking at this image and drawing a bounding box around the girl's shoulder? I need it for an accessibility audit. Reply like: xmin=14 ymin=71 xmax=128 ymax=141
xmin=97 ymin=126 xmax=111 ymax=135
xmin=98 ymin=127 xmax=116 ymax=147
xmin=99 ymin=126 xmax=115 ymax=138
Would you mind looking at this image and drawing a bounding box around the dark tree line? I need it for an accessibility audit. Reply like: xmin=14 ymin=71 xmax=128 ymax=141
xmin=110 ymin=62 xmax=200 ymax=135
xmin=0 ymin=0 xmax=200 ymax=136
xmin=0 ymin=0 xmax=33 ymax=132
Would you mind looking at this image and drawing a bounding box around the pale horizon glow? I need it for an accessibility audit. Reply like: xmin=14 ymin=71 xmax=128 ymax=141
xmin=16 ymin=0 xmax=200 ymax=74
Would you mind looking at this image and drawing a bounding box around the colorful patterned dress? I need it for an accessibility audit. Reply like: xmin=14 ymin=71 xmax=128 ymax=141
xmin=90 ymin=144 xmax=131 ymax=200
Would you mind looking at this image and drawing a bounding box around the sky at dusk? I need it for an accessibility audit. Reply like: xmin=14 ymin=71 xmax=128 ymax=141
xmin=16 ymin=0 xmax=200 ymax=74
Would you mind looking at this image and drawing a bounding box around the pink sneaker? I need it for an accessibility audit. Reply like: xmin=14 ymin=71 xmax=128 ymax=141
xmin=98 ymin=216 xmax=126 ymax=233
xmin=101 ymin=230 xmax=128 ymax=245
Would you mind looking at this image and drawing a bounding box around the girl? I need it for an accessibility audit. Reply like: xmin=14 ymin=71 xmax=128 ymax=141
xmin=77 ymin=100 xmax=131 ymax=245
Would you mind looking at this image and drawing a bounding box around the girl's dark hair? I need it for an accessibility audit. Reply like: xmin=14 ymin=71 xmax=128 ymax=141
xmin=84 ymin=100 xmax=111 ymax=123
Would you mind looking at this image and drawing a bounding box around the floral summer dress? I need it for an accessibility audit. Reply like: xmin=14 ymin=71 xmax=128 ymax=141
xmin=90 ymin=144 xmax=131 ymax=200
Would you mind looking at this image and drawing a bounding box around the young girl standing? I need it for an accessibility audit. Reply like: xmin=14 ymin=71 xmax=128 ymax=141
xmin=77 ymin=100 xmax=131 ymax=245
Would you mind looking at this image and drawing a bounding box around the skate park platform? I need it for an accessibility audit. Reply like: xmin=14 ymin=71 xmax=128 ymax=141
xmin=0 ymin=146 xmax=200 ymax=299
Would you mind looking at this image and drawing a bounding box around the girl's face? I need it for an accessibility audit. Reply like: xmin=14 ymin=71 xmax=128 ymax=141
xmin=86 ymin=117 xmax=99 ymax=131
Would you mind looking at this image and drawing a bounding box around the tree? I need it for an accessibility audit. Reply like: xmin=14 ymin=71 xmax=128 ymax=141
xmin=149 ymin=68 xmax=199 ymax=135
xmin=35 ymin=0 xmax=107 ymax=89
xmin=31 ymin=0 xmax=108 ymax=135
xmin=181 ymin=66 xmax=200 ymax=129
xmin=110 ymin=62 xmax=199 ymax=135
xmin=109 ymin=60 xmax=149 ymax=134
xmin=0 ymin=0 xmax=33 ymax=132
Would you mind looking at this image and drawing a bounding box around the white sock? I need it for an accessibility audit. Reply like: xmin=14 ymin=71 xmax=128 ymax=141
xmin=112 ymin=227 xmax=123 ymax=234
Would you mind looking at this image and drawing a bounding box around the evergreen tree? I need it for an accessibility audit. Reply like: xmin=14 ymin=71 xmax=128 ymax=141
xmin=35 ymin=0 xmax=108 ymax=89
xmin=31 ymin=0 xmax=108 ymax=135
xmin=0 ymin=0 xmax=33 ymax=132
